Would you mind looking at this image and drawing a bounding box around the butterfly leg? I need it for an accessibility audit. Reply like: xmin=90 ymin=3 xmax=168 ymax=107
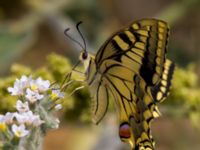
xmin=66 ymin=85 xmax=85 ymax=98
xmin=61 ymin=72 xmax=73 ymax=88
xmin=49 ymin=67 xmax=86 ymax=110
xmin=61 ymin=69 xmax=86 ymax=92
xmin=61 ymin=67 xmax=86 ymax=89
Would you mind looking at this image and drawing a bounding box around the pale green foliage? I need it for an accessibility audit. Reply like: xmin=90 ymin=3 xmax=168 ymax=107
xmin=0 ymin=77 xmax=17 ymax=112
xmin=10 ymin=64 xmax=32 ymax=76
xmin=166 ymin=64 xmax=200 ymax=128
xmin=46 ymin=53 xmax=72 ymax=82
xmin=169 ymin=64 xmax=198 ymax=104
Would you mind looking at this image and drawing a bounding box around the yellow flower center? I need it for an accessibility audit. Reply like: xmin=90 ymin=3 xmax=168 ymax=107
xmin=16 ymin=130 xmax=23 ymax=137
xmin=0 ymin=123 xmax=7 ymax=132
xmin=51 ymin=93 xmax=58 ymax=99
xmin=31 ymin=84 xmax=38 ymax=91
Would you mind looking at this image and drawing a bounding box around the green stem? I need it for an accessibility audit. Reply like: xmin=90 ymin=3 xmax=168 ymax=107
xmin=19 ymin=128 xmax=43 ymax=150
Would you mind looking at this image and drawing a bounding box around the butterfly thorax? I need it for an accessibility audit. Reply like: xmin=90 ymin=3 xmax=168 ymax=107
xmin=79 ymin=51 xmax=97 ymax=84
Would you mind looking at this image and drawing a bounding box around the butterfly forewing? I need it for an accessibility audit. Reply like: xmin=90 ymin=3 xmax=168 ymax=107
xmin=95 ymin=19 xmax=169 ymax=86
xmin=151 ymin=59 xmax=175 ymax=103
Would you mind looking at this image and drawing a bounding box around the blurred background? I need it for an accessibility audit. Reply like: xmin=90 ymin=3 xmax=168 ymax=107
xmin=0 ymin=0 xmax=200 ymax=149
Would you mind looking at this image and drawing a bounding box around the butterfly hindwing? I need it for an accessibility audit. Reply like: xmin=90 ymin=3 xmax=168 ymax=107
xmin=89 ymin=72 xmax=109 ymax=124
xmin=101 ymin=60 xmax=159 ymax=149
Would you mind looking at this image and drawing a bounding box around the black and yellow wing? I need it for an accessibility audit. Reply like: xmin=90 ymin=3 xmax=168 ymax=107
xmin=96 ymin=18 xmax=169 ymax=86
xmin=151 ymin=59 xmax=175 ymax=103
xmin=101 ymin=60 xmax=160 ymax=149
xmin=88 ymin=72 xmax=110 ymax=124
xmin=88 ymin=18 xmax=174 ymax=149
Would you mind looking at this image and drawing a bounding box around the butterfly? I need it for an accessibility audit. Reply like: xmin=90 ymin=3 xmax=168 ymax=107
xmin=64 ymin=18 xmax=175 ymax=150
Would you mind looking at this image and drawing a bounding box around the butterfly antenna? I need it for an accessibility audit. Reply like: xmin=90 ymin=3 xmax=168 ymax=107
xmin=76 ymin=21 xmax=87 ymax=52
xmin=64 ymin=28 xmax=85 ymax=50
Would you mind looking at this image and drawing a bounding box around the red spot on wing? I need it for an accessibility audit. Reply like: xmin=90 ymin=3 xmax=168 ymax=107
xmin=119 ymin=123 xmax=131 ymax=138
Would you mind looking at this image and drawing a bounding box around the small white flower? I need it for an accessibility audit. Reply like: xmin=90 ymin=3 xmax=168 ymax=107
xmin=15 ymin=111 xmax=34 ymax=125
xmin=25 ymin=88 xmax=44 ymax=103
xmin=7 ymin=75 xmax=31 ymax=96
xmin=14 ymin=113 xmax=27 ymax=124
xmin=54 ymin=104 xmax=62 ymax=110
xmin=0 ymin=114 xmax=5 ymax=125
xmin=19 ymin=75 xmax=31 ymax=86
xmin=50 ymin=89 xmax=65 ymax=99
xmin=16 ymin=100 xmax=29 ymax=113
xmin=7 ymin=86 xmax=22 ymax=96
xmin=32 ymin=115 xmax=44 ymax=127
xmin=24 ymin=111 xmax=36 ymax=125
xmin=0 ymin=115 xmax=4 ymax=122
xmin=15 ymin=111 xmax=44 ymax=127
xmin=4 ymin=112 xmax=16 ymax=124
xmin=30 ymin=77 xmax=50 ymax=92
xmin=11 ymin=124 xmax=29 ymax=138
xmin=0 ymin=115 xmax=7 ymax=131
xmin=36 ymin=77 xmax=50 ymax=92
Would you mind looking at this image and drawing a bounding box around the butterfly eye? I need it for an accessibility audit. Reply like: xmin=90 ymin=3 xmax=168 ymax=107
xmin=82 ymin=52 xmax=88 ymax=60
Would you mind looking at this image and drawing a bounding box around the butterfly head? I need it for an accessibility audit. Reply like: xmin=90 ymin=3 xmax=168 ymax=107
xmin=64 ymin=21 xmax=93 ymax=70
xmin=79 ymin=50 xmax=93 ymax=71
xmin=80 ymin=50 xmax=88 ymax=61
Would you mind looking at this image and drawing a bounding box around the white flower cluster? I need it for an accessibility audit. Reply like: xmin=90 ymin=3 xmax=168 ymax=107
xmin=0 ymin=109 xmax=44 ymax=138
xmin=8 ymin=75 xmax=50 ymax=103
xmin=0 ymin=75 xmax=65 ymax=139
